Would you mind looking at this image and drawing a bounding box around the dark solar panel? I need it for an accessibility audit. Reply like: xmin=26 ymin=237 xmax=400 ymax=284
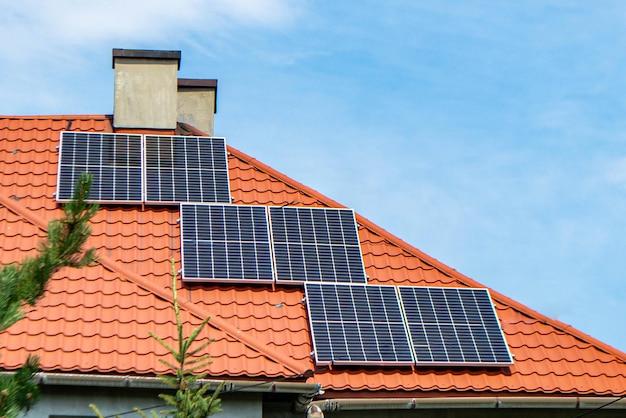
xmin=398 ymin=286 xmax=513 ymax=366
xmin=180 ymin=204 xmax=274 ymax=283
xmin=305 ymin=283 xmax=415 ymax=366
xmin=144 ymin=135 xmax=230 ymax=203
xmin=57 ymin=132 xmax=143 ymax=202
xmin=269 ymin=207 xmax=367 ymax=284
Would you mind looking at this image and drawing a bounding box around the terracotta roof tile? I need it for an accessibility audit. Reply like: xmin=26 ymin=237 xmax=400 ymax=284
xmin=1 ymin=115 xmax=626 ymax=397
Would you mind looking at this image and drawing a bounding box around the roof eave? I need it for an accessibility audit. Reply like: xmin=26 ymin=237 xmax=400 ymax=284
xmin=32 ymin=372 xmax=322 ymax=396
xmin=309 ymin=396 xmax=626 ymax=414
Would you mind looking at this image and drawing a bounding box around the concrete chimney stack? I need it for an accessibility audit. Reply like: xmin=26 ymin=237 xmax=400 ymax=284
xmin=112 ymin=49 xmax=181 ymax=130
xmin=177 ymin=78 xmax=218 ymax=136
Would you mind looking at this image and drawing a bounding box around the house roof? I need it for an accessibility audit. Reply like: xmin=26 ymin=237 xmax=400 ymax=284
xmin=1 ymin=114 xmax=626 ymax=398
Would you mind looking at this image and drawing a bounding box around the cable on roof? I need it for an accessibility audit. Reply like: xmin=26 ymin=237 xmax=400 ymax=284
xmin=573 ymin=396 xmax=625 ymax=417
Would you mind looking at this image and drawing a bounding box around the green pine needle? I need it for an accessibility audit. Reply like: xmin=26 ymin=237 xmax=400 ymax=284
xmin=1 ymin=173 xmax=99 ymax=418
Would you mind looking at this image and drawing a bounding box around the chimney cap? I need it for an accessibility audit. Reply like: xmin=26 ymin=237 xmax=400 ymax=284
xmin=178 ymin=78 xmax=218 ymax=89
xmin=112 ymin=48 xmax=181 ymax=69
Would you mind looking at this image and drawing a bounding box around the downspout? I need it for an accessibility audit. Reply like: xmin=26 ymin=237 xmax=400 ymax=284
xmin=292 ymin=388 xmax=326 ymax=415
xmin=306 ymin=396 xmax=626 ymax=416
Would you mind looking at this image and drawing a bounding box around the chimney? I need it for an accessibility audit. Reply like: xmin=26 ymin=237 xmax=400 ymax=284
xmin=177 ymin=78 xmax=218 ymax=136
xmin=112 ymin=48 xmax=181 ymax=129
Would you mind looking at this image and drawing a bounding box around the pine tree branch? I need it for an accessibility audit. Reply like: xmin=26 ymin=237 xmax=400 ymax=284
xmin=0 ymin=173 xmax=98 ymax=331
xmin=148 ymin=261 xmax=223 ymax=417
xmin=0 ymin=173 xmax=99 ymax=418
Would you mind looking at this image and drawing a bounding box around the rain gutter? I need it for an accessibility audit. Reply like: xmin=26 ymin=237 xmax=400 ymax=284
xmin=30 ymin=372 xmax=322 ymax=396
xmin=307 ymin=396 xmax=626 ymax=416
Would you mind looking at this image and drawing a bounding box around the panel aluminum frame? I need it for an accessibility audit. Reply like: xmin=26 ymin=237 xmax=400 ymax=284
xmin=305 ymin=282 xmax=415 ymax=366
xmin=56 ymin=131 xmax=144 ymax=204
xmin=144 ymin=135 xmax=231 ymax=204
xmin=398 ymin=286 xmax=514 ymax=367
xmin=270 ymin=206 xmax=367 ymax=285
xmin=180 ymin=203 xmax=275 ymax=284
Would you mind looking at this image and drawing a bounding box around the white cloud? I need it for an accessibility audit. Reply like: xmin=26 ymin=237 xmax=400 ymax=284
xmin=0 ymin=0 xmax=305 ymax=114
xmin=0 ymin=0 xmax=303 ymax=62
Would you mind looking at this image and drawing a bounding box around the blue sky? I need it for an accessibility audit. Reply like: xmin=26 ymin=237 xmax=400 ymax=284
xmin=2 ymin=1 xmax=626 ymax=352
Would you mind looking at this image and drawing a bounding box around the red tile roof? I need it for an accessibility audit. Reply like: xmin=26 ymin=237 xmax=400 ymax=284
xmin=1 ymin=115 xmax=626 ymax=398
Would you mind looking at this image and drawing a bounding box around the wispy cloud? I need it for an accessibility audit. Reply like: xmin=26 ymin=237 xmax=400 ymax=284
xmin=0 ymin=0 xmax=302 ymax=58
xmin=0 ymin=0 xmax=305 ymax=114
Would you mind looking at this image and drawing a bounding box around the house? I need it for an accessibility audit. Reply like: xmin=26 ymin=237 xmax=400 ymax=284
xmin=1 ymin=48 xmax=626 ymax=418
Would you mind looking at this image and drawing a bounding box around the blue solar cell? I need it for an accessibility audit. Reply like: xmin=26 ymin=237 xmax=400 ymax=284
xmin=305 ymin=283 xmax=415 ymax=366
xmin=57 ymin=132 xmax=143 ymax=202
xmin=180 ymin=204 xmax=274 ymax=283
xmin=398 ymin=286 xmax=513 ymax=366
xmin=144 ymin=135 xmax=230 ymax=203
xmin=270 ymin=207 xmax=367 ymax=284
xmin=58 ymin=132 xmax=230 ymax=205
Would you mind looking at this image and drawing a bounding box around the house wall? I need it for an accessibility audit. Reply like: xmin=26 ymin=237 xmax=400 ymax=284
xmin=25 ymin=386 xmax=263 ymax=418
xmin=282 ymin=409 xmax=625 ymax=418
xmin=21 ymin=386 xmax=626 ymax=418
xmin=264 ymin=404 xmax=626 ymax=418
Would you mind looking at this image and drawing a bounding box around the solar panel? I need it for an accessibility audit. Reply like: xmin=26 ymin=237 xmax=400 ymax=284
xmin=269 ymin=207 xmax=367 ymax=284
xmin=305 ymin=283 xmax=415 ymax=366
xmin=57 ymin=132 xmax=143 ymax=202
xmin=180 ymin=204 xmax=274 ymax=283
xmin=144 ymin=135 xmax=230 ymax=203
xmin=398 ymin=286 xmax=513 ymax=366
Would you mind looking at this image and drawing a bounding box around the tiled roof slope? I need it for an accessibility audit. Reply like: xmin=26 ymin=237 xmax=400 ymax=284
xmin=1 ymin=115 xmax=626 ymax=397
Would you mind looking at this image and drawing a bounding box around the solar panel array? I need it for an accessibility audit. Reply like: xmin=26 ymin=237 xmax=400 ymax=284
xmin=144 ymin=135 xmax=230 ymax=203
xmin=179 ymin=205 xmax=367 ymax=284
xmin=57 ymin=132 xmax=230 ymax=204
xmin=306 ymin=283 xmax=414 ymax=365
xmin=57 ymin=132 xmax=143 ymax=202
xmin=60 ymin=134 xmax=512 ymax=369
xmin=180 ymin=204 xmax=274 ymax=283
xmin=399 ymin=286 xmax=513 ymax=366
xmin=305 ymin=283 xmax=513 ymax=367
xmin=270 ymin=207 xmax=366 ymax=284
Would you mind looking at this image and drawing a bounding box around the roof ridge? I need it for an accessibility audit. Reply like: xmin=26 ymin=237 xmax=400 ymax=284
xmin=0 ymin=114 xmax=111 ymax=120
xmin=227 ymin=145 xmax=344 ymax=209
xmin=0 ymin=193 xmax=308 ymax=376
xmin=177 ymin=121 xmax=209 ymax=136
xmin=225 ymin=145 xmax=626 ymax=364
xmin=96 ymin=258 xmax=308 ymax=375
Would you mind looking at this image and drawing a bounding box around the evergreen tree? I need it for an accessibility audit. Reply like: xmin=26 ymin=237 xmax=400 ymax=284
xmin=0 ymin=173 xmax=98 ymax=417
xmin=90 ymin=261 xmax=222 ymax=418
xmin=149 ymin=263 xmax=222 ymax=418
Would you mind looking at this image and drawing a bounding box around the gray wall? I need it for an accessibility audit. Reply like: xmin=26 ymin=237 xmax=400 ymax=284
xmin=317 ymin=410 xmax=626 ymax=418
xmin=24 ymin=386 xmax=262 ymax=418
xmin=263 ymin=404 xmax=626 ymax=418
xmin=26 ymin=388 xmax=626 ymax=418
